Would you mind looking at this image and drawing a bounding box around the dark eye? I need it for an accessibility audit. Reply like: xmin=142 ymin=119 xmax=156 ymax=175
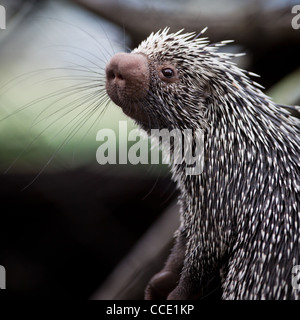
xmin=162 ymin=68 xmax=174 ymax=78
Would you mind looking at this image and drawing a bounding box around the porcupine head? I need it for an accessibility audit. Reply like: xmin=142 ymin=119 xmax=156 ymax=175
xmin=105 ymin=28 xmax=300 ymax=300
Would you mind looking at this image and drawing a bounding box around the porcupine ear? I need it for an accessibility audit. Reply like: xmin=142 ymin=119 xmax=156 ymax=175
xmin=194 ymin=76 xmax=212 ymax=102
xmin=192 ymin=80 xmax=212 ymax=107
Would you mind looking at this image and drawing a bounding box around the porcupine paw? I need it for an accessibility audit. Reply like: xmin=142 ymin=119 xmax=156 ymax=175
xmin=167 ymin=285 xmax=200 ymax=300
xmin=167 ymin=276 xmax=203 ymax=300
xmin=144 ymin=270 xmax=180 ymax=300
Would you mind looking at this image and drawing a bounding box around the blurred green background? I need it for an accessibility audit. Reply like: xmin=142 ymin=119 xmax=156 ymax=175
xmin=0 ymin=0 xmax=136 ymax=174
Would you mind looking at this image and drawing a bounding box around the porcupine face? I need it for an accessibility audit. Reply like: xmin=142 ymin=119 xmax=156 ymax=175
xmin=106 ymin=29 xmax=213 ymax=132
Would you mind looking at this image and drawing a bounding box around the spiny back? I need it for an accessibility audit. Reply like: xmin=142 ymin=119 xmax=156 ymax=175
xmin=106 ymin=28 xmax=300 ymax=299
xmin=133 ymin=28 xmax=299 ymax=186
xmin=133 ymin=29 xmax=300 ymax=299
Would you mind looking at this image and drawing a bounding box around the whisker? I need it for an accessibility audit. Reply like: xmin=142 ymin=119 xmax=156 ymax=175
xmin=30 ymin=81 xmax=104 ymax=127
xmin=0 ymin=16 xmax=130 ymax=188
xmin=21 ymin=95 xmax=110 ymax=190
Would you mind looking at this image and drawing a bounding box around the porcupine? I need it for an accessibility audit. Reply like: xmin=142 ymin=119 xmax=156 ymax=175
xmin=105 ymin=28 xmax=300 ymax=300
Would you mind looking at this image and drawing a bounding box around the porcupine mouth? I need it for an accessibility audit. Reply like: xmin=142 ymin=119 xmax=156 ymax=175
xmin=107 ymin=85 xmax=148 ymax=124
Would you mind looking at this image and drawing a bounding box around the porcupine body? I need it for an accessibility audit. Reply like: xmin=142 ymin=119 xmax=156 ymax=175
xmin=105 ymin=29 xmax=300 ymax=299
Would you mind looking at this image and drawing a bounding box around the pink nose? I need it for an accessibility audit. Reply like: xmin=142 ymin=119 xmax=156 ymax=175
xmin=105 ymin=52 xmax=150 ymax=106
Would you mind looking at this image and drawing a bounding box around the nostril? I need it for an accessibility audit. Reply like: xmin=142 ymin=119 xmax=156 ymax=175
xmin=106 ymin=68 xmax=125 ymax=82
xmin=107 ymin=69 xmax=116 ymax=81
